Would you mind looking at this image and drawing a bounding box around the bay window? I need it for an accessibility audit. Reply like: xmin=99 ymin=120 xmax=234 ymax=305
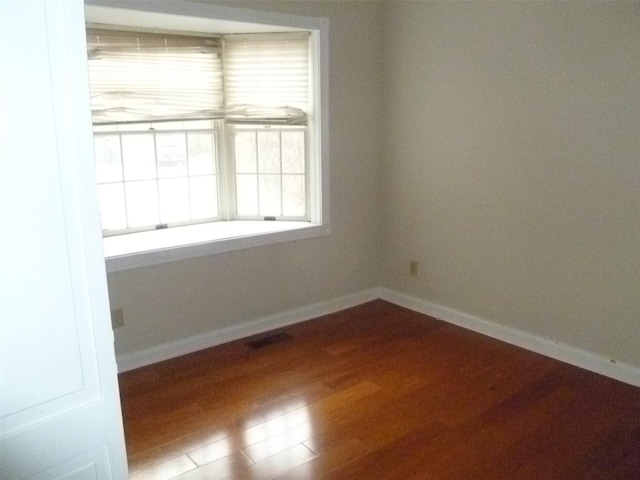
xmin=82 ymin=2 xmax=329 ymax=273
xmin=87 ymin=28 xmax=311 ymax=233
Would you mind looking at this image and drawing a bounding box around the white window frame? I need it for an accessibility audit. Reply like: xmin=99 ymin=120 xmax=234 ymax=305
xmin=84 ymin=0 xmax=330 ymax=273
xmin=226 ymin=124 xmax=310 ymax=221
xmin=93 ymin=121 xmax=225 ymax=235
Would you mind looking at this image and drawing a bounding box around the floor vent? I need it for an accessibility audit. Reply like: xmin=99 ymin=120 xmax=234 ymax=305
xmin=246 ymin=332 xmax=293 ymax=350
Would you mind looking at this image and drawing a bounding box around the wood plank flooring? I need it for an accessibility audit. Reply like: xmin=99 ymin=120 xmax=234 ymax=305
xmin=119 ymin=300 xmax=640 ymax=479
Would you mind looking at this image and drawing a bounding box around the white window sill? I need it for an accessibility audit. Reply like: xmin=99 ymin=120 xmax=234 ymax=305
xmin=103 ymin=221 xmax=329 ymax=273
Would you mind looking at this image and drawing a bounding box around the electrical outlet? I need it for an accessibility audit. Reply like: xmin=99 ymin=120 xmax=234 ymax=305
xmin=111 ymin=308 xmax=125 ymax=329
xmin=409 ymin=260 xmax=418 ymax=277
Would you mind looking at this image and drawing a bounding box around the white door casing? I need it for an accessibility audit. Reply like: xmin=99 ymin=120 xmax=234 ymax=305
xmin=0 ymin=0 xmax=128 ymax=478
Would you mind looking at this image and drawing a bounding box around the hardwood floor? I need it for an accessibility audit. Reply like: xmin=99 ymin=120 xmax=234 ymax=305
xmin=119 ymin=300 xmax=640 ymax=479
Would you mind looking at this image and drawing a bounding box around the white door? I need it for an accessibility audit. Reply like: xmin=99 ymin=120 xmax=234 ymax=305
xmin=0 ymin=0 xmax=128 ymax=478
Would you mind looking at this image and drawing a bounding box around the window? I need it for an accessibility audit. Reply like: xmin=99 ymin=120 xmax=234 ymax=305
xmin=231 ymin=126 xmax=307 ymax=219
xmin=84 ymin=2 xmax=329 ymax=272
xmin=92 ymin=121 xmax=221 ymax=234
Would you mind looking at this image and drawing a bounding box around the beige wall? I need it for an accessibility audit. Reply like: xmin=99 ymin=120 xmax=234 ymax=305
xmin=110 ymin=1 xmax=640 ymax=371
xmin=109 ymin=0 xmax=387 ymax=355
xmin=382 ymin=1 xmax=640 ymax=367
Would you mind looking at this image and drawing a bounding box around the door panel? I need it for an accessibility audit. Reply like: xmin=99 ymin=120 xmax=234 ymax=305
xmin=31 ymin=447 xmax=111 ymax=480
xmin=0 ymin=0 xmax=128 ymax=478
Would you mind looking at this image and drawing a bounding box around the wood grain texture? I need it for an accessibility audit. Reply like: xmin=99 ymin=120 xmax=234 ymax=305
xmin=119 ymin=300 xmax=640 ymax=479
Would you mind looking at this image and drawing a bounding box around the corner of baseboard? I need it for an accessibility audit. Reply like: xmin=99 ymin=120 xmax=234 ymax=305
xmin=116 ymin=286 xmax=640 ymax=388
xmin=378 ymin=287 xmax=640 ymax=388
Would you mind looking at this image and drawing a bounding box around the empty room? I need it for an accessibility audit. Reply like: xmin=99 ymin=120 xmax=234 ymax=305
xmin=2 ymin=0 xmax=639 ymax=479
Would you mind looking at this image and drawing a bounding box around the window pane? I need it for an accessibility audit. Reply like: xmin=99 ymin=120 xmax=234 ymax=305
xmin=159 ymin=178 xmax=190 ymax=223
xmin=94 ymin=135 xmax=123 ymax=183
xmin=235 ymin=132 xmax=257 ymax=173
xmin=236 ymin=174 xmax=258 ymax=215
xmin=157 ymin=134 xmax=187 ymax=178
xmin=97 ymin=183 xmax=126 ymax=230
xmin=125 ymin=180 xmax=159 ymax=227
xmin=282 ymin=174 xmax=305 ymax=216
xmin=259 ymin=174 xmax=282 ymax=216
xmin=188 ymin=133 xmax=216 ymax=175
xmin=282 ymin=131 xmax=305 ymax=174
xmin=190 ymin=176 xmax=218 ymax=219
xmin=258 ymin=131 xmax=280 ymax=173
xmin=122 ymin=135 xmax=156 ymax=180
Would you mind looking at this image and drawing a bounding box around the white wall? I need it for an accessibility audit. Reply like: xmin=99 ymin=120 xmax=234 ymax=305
xmin=382 ymin=1 xmax=640 ymax=368
xmin=109 ymin=0 xmax=387 ymax=356
xmin=109 ymin=1 xmax=639 ymax=373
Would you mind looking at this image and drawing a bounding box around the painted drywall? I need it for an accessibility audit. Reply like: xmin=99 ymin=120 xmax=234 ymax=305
xmin=382 ymin=1 xmax=640 ymax=368
xmin=109 ymin=0 xmax=386 ymax=355
xmin=110 ymin=1 xmax=639 ymax=371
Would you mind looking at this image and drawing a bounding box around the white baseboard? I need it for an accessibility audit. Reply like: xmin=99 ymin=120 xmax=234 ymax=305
xmin=378 ymin=288 xmax=640 ymax=388
xmin=116 ymin=288 xmax=380 ymax=372
xmin=116 ymin=286 xmax=640 ymax=388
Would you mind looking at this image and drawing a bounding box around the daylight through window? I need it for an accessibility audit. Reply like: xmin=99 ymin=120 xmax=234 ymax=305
xmin=86 ymin=28 xmax=312 ymax=237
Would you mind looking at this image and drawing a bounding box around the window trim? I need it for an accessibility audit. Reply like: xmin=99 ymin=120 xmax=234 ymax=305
xmin=103 ymin=222 xmax=327 ymax=273
xmin=84 ymin=0 xmax=330 ymax=273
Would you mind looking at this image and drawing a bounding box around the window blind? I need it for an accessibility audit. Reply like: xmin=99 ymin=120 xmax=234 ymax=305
xmin=86 ymin=29 xmax=310 ymax=126
xmin=223 ymin=32 xmax=310 ymax=125
xmin=86 ymin=28 xmax=223 ymax=125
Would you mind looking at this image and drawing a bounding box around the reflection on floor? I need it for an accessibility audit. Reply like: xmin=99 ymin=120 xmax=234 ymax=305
xmin=119 ymin=300 xmax=640 ymax=480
